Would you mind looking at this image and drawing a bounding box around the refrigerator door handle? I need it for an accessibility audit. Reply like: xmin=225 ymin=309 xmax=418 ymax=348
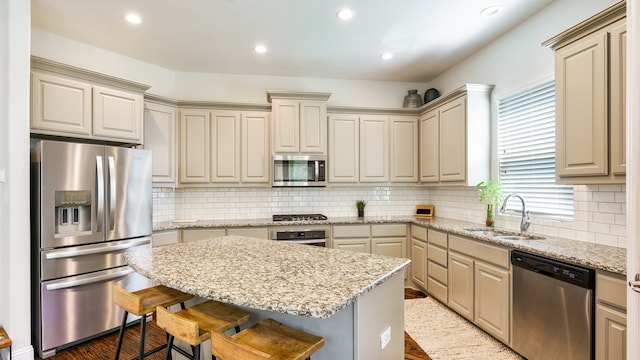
xmin=45 ymin=268 xmax=134 ymax=291
xmin=108 ymin=156 xmax=116 ymax=231
xmin=45 ymin=237 xmax=151 ymax=259
xmin=96 ymin=155 xmax=104 ymax=232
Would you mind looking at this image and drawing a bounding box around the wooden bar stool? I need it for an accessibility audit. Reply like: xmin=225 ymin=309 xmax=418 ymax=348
xmin=113 ymin=284 xmax=194 ymax=360
xmin=210 ymin=318 xmax=324 ymax=360
xmin=156 ymin=300 xmax=251 ymax=360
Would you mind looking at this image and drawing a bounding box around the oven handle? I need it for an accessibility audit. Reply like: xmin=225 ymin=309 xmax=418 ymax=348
xmin=45 ymin=237 xmax=151 ymax=259
xmin=45 ymin=267 xmax=134 ymax=290
xmin=280 ymin=239 xmax=326 ymax=245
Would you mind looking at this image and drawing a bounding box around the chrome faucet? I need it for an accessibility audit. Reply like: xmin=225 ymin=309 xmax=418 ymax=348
xmin=500 ymin=193 xmax=531 ymax=233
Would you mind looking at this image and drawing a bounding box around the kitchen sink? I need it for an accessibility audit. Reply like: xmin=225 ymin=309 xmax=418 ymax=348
xmin=464 ymin=228 xmax=544 ymax=241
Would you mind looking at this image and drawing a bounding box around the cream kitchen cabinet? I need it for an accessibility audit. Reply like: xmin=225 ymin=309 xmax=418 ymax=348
xmin=152 ymin=230 xmax=180 ymax=247
xmin=418 ymin=84 xmax=492 ymax=186
xmin=332 ymin=224 xmax=371 ymax=253
xmin=328 ymin=112 xmax=418 ymax=184
xmin=595 ymin=271 xmax=627 ymax=360
xmin=267 ymin=91 xmax=330 ymax=154
xmin=181 ymin=227 xmax=269 ymax=243
xmin=426 ymin=229 xmax=448 ymax=303
xmin=227 ymin=227 xmax=269 ymax=240
xmin=544 ymin=2 xmax=626 ymax=184
xmin=31 ymin=57 xmax=148 ymax=144
xmin=410 ymin=225 xmax=427 ymax=290
xmin=447 ymin=234 xmax=511 ymax=344
xmin=144 ymin=98 xmax=177 ymax=186
xmin=332 ymin=224 xmax=407 ymax=259
xmin=179 ymin=108 xmax=269 ymax=186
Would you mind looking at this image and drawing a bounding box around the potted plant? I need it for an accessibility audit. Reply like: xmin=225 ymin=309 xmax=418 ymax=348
xmin=476 ymin=180 xmax=502 ymax=227
xmin=356 ymin=200 xmax=367 ymax=218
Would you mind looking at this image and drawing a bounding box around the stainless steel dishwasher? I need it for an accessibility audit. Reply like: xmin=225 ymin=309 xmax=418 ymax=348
xmin=511 ymin=250 xmax=595 ymax=360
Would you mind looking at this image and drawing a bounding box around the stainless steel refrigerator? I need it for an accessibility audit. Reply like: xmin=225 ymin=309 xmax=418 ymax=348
xmin=30 ymin=140 xmax=153 ymax=358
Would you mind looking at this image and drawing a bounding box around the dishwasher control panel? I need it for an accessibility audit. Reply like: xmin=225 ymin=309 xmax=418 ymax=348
xmin=511 ymin=250 xmax=595 ymax=289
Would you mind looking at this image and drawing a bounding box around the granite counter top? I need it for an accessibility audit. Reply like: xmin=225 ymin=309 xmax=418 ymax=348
xmin=125 ymin=235 xmax=410 ymax=319
xmin=155 ymin=215 xmax=626 ymax=275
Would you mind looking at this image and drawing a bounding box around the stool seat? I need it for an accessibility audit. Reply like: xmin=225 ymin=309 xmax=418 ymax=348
xmin=114 ymin=285 xmax=194 ymax=316
xmin=211 ymin=318 xmax=324 ymax=360
xmin=113 ymin=284 xmax=194 ymax=360
xmin=156 ymin=300 xmax=251 ymax=360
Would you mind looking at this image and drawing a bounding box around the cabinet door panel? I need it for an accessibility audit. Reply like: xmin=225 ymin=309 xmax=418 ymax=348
xmin=328 ymin=115 xmax=359 ymax=182
xmin=144 ymin=102 xmax=176 ymax=185
xmin=411 ymin=238 xmax=427 ymax=289
xmin=332 ymin=239 xmax=370 ymax=253
xmin=179 ymin=111 xmax=210 ymax=183
xmin=448 ymin=252 xmax=474 ymax=320
xmin=299 ymin=101 xmax=326 ymax=153
xmin=556 ymin=32 xmax=607 ymax=177
xmin=439 ymin=97 xmax=466 ymax=182
xmin=31 ymin=72 xmax=92 ymax=136
xmin=273 ymin=100 xmax=299 ymax=152
xmin=596 ymin=303 xmax=627 ymax=360
xmin=210 ymin=111 xmax=240 ymax=182
xmin=372 ymin=238 xmax=405 ymax=258
xmin=474 ymin=262 xmax=510 ymax=343
xmin=390 ymin=116 xmax=418 ymax=182
xmin=610 ymin=21 xmax=627 ymax=176
xmin=93 ymin=86 xmax=143 ymax=142
xmin=242 ymin=112 xmax=270 ymax=183
xmin=419 ymin=110 xmax=439 ymax=182
xmin=360 ymin=115 xmax=389 ymax=182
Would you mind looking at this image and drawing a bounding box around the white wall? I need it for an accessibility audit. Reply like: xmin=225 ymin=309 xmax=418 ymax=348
xmin=1 ymin=0 xmax=34 ymax=359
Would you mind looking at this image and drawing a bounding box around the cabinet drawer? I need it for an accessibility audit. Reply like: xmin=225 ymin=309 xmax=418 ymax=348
xmin=332 ymin=225 xmax=370 ymax=238
xmin=449 ymin=234 xmax=509 ymax=269
xmin=596 ymin=272 xmax=627 ymax=310
xmin=227 ymin=227 xmax=269 ymax=240
xmin=372 ymin=224 xmax=406 ymax=237
xmin=428 ymin=229 xmax=448 ymax=247
xmin=152 ymin=230 xmax=179 ymax=247
xmin=428 ymin=261 xmax=448 ymax=285
xmin=427 ymin=243 xmax=447 ymax=266
xmin=182 ymin=229 xmax=226 ymax=243
xmin=410 ymin=225 xmax=427 ymax=241
xmin=427 ymin=277 xmax=448 ymax=303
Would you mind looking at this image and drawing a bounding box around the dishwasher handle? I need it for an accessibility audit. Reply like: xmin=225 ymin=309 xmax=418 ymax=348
xmin=511 ymin=250 xmax=594 ymax=289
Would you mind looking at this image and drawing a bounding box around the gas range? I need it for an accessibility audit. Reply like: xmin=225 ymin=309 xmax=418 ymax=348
xmin=272 ymin=214 xmax=328 ymax=222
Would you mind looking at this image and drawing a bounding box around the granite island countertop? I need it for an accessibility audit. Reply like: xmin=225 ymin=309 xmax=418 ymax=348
xmin=124 ymin=235 xmax=410 ymax=319
xmin=155 ymin=215 xmax=626 ymax=275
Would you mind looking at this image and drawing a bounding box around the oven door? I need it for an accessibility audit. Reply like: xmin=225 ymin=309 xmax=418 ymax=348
xmin=38 ymin=267 xmax=151 ymax=355
xmin=277 ymin=238 xmax=326 ymax=247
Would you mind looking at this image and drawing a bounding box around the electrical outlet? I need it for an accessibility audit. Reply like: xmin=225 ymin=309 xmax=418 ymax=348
xmin=380 ymin=326 xmax=391 ymax=349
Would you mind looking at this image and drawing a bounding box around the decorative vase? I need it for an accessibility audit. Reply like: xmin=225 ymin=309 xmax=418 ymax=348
xmin=424 ymin=88 xmax=440 ymax=104
xmin=403 ymin=89 xmax=423 ymax=108
xmin=358 ymin=209 xmax=365 ymax=218
xmin=485 ymin=204 xmax=495 ymax=227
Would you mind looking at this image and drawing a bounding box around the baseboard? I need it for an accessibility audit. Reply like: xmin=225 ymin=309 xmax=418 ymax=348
xmin=2 ymin=345 xmax=33 ymax=360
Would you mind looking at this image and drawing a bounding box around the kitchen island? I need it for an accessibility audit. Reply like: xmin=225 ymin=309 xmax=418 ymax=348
xmin=124 ymin=235 xmax=410 ymax=360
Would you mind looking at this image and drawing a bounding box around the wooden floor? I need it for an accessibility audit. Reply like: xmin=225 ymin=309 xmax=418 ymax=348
xmin=37 ymin=288 xmax=431 ymax=360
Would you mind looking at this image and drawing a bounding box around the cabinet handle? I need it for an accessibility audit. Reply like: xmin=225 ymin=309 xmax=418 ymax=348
xmin=629 ymin=274 xmax=640 ymax=293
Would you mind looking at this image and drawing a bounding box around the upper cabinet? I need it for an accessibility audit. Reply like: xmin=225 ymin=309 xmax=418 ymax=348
xmin=543 ymin=2 xmax=626 ymax=184
xmin=267 ymin=91 xmax=330 ymax=154
xmin=418 ymin=84 xmax=493 ymax=186
xmin=328 ymin=111 xmax=418 ymax=184
xmin=178 ymin=104 xmax=270 ymax=187
xmin=143 ymin=97 xmax=177 ymax=187
xmin=30 ymin=56 xmax=149 ymax=144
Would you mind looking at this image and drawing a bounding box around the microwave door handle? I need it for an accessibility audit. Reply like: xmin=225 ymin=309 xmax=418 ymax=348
xmin=96 ymin=155 xmax=104 ymax=233
xmin=45 ymin=267 xmax=134 ymax=290
xmin=314 ymin=160 xmax=319 ymax=182
xmin=108 ymin=156 xmax=116 ymax=231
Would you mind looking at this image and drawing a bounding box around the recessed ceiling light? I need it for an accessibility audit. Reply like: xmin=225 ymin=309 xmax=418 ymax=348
xmin=254 ymin=45 xmax=267 ymax=54
xmin=480 ymin=6 xmax=502 ymax=17
xmin=125 ymin=13 xmax=142 ymax=24
xmin=381 ymin=52 xmax=393 ymax=60
xmin=337 ymin=8 xmax=354 ymax=20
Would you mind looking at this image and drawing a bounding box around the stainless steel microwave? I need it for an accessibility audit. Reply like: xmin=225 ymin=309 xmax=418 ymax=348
xmin=272 ymin=154 xmax=326 ymax=187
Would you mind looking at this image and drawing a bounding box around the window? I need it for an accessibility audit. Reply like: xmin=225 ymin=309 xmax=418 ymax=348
xmin=497 ymin=81 xmax=574 ymax=217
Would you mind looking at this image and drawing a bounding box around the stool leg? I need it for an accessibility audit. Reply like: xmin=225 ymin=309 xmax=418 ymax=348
xmin=165 ymin=334 xmax=174 ymax=360
xmin=114 ymin=310 xmax=128 ymax=360
xmin=139 ymin=314 xmax=147 ymax=360
xmin=234 ymin=325 xmax=241 ymax=333
xmin=193 ymin=344 xmax=200 ymax=360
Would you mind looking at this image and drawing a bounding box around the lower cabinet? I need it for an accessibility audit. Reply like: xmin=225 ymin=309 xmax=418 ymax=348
xmin=426 ymin=229 xmax=448 ymax=304
xmin=448 ymin=234 xmax=510 ymax=344
xmin=332 ymin=224 xmax=407 ymax=278
xmin=152 ymin=230 xmax=180 ymax=247
xmin=596 ymin=271 xmax=627 ymax=360
xmin=181 ymin=227 xmax=269 ymax=243
xmin=410 ymin=225 xmax=427 ymax=290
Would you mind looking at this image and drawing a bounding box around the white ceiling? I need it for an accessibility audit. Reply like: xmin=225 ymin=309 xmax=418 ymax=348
xmin=31 ymin=0 xmax=553 ymax=83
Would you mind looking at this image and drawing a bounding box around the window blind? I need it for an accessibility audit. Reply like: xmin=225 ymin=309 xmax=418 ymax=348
xmin=498 ymin=81 xmax=574 ymax=217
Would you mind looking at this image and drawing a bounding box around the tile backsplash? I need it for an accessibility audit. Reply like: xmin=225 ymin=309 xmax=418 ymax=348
xmin=153 ymin=184 xmax=626 ymax=248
